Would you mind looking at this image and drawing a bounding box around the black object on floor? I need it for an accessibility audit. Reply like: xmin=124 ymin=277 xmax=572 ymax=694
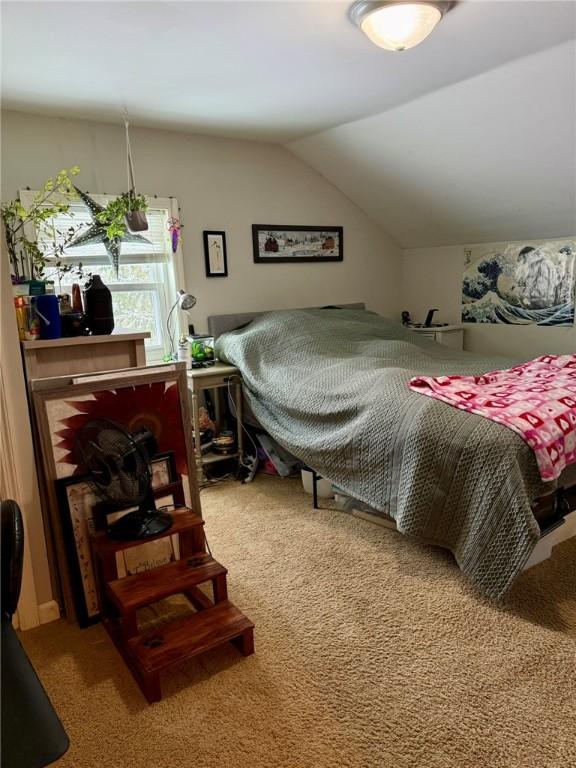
xmin=1 ymin=499 xmax=69 ymax=768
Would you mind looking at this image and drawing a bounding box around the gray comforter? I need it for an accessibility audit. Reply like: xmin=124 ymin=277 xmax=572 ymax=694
xmin=216 ymin=308 xmax=550 ymax=598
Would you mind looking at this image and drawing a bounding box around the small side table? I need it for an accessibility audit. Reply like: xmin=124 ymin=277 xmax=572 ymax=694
xmin=408 ymin=325 xmax=464 ymax=350
xmin=186 ymin=363 xmax=243 ymax=483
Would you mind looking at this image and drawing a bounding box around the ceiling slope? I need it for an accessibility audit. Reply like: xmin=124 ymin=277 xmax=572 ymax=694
xmin=288 ymin=40 xmax=576 ymax=248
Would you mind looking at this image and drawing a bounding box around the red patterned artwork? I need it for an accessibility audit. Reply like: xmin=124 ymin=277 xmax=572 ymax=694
xmin=54 ymin=381 xmax=188 ymax=477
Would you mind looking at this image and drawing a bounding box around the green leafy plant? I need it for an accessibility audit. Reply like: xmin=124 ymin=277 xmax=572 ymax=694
xmin=191 ymin=340 xmax=214 ymax=361
xmin=1 ymin=166 xmax=88 ymax=283
xmin=96 ymin=191 xmax=148 ymax=240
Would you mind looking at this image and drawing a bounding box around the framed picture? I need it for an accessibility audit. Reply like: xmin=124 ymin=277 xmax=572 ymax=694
xmin=462 ymin=239 xmax=575 ymax=326
xmin=203 ymin=230 xmax=228 ymax=277
xmin=56 ymin=475 xmax=100 ymax=626
xmin=56 ymin=453 xmax=180 ymax=627
xmin=252 ymin=225 xmax=343 ymax=263
xmin=32 ymin=363 xmax=199 ymax=623
xmin=150 ymin=452 xmax=177 ymax=489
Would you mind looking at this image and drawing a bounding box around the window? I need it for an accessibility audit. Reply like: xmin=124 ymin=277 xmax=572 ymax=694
xmin=20 ymin=191 xmax=185 ymax=362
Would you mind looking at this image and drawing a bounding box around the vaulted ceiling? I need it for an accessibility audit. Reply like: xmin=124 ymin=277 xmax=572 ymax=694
xmin=290 ymin=40 xmax=576 ymax=247
xmin=2 ymin=1 xmax=575 ymax=247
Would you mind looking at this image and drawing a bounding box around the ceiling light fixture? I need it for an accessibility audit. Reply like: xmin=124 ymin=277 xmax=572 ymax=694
xmin=350 ymin=1 xmax=453 ymax=52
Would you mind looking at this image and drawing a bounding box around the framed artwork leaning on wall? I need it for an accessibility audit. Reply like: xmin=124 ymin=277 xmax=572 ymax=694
xmin=31 ymin=362 xmax=199 ymax=623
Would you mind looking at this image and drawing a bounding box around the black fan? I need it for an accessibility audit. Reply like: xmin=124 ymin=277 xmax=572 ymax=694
xmin=76 ymin=419 xmax=172 ymax=541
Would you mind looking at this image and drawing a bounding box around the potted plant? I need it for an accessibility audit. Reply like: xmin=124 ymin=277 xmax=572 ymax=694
xmin=1 ymin=166 xmax=89 ymax=288
xmin=95 ymin=190 xmax=149 ymax=239
xmin=124 ymin=190 xmax=149 ymax=233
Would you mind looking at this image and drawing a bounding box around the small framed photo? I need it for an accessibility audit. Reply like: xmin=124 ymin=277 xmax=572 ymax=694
xmin=203 ymin=231 xmax=228 ymax=277
xmin=151 ymin=452 xmax=176 ymax=489
xmin=252 ymin=225 xmax=343 ymax=263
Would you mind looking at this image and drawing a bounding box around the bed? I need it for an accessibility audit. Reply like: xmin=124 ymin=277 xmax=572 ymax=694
xmin=210 ymin=306 xmax=576 ymax=599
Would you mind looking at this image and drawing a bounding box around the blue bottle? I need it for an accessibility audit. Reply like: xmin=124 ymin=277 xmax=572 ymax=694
xmin=35 ymin=294 xmax=62 ymax=340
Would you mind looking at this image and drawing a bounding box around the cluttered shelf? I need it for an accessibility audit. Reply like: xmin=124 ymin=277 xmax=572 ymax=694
xmin=187 ymin=363 xmax=243 ymax=484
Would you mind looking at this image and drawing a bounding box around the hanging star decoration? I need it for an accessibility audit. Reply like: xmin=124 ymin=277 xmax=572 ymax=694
xmin=67 ymin=186 xmax=151 ymax=275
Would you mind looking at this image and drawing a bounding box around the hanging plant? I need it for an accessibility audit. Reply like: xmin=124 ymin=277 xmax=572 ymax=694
xmin=62 ymin=116 xmax=149 ymax=277
xmin=124 ymin=192 xmax=149 ymax=233
xmin=68 ymin=187 xmax=151 ymax=276
xmin=1 ymin=166 xmax=89 ymax=283
xmin=96 ymin=191 xmax=149 ymax=241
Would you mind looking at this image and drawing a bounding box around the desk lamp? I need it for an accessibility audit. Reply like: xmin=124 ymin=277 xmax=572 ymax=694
xmin=166 ymin=290 xmax=196 ymax=360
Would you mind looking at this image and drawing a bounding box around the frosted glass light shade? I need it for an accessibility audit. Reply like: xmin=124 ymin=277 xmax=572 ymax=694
xmin=351 ymin=1 xmax=448 ymax=52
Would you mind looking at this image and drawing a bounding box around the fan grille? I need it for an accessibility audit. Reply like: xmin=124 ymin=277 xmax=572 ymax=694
xmin=76 ymin=419 xmax=154 ymax=506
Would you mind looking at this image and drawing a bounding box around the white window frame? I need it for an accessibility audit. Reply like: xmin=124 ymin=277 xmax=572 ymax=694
xmin=19 ymin=191 xmax=187 ymax=363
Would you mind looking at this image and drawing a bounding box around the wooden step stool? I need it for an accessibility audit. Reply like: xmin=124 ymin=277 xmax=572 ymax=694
xmin=91 ymin=508 xmax=254 ymax=703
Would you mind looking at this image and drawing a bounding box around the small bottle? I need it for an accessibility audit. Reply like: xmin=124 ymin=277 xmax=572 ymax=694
xmin=14 ymin=297 xmax=27 ymax=341
xmin=177 ymin=335 xmax=191 ymax=367
xmin=59 ymin=294 xmax=72 ymax=315
xmin=71 ymin=283 xmax=83 ymax=312
xmin=25 ymin=298 xmax=41 ymax=340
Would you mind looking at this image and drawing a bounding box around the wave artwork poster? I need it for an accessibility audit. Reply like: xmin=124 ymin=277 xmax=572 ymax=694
xmin=461 ymin=239 xmax=576 ymax=326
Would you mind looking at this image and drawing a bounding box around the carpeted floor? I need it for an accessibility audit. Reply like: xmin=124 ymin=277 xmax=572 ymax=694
xmin=22 ymin=476 xmax=576 ymax=768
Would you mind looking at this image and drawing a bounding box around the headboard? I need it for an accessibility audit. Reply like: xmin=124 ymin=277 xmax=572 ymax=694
xmin=207 ymin=303 xmax=366 ymax=338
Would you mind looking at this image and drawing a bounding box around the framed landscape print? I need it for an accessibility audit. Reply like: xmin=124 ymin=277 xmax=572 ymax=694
xmin=252 ymin=225 xmax=343 ymax=263
xmin=203 ymin=230 xmax=228 ymax=277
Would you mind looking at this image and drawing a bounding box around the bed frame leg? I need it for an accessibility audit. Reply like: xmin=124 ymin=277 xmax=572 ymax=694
xmin=312 ymin=470 xmax=319 ymax=510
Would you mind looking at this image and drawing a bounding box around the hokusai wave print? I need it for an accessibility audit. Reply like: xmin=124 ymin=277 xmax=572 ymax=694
xmin=462 ymin=239 xmax=575 ymax=326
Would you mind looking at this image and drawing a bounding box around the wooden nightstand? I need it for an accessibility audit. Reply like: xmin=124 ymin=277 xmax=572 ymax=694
xmin=186 ymin=363 xmax=243 ymax=482
xmin=408 ymin=325 xmax=464 ymax=350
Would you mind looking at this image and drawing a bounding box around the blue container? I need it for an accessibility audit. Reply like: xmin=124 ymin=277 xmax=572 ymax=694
xmin=35 ymin=294 xmax=62 ymax=340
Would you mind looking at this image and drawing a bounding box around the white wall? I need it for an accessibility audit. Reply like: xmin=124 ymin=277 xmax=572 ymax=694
xmin=1 ymin=110 xmax=402 ymax=334
xmin=402 ymin=243 xmax=576 ymax=359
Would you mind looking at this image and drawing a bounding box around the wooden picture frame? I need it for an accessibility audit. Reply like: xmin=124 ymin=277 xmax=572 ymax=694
xmin=56 ymin=474 xmax=100 ymax=627
xmin=252 ymin=225 xmax=343 ymax=263
xmin=32 ymin=363 xmax=199 ymax=623
xmin=203 ymin=230 xmax=228 ymax=277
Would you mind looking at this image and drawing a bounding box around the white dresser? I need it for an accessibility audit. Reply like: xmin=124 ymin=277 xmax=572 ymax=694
xmin=408 ymin=325 xmax=464 ymax=350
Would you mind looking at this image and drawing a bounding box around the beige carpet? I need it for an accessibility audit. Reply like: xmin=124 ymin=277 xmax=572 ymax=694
xmin=22 ymin=476 xmax=576 ymax=768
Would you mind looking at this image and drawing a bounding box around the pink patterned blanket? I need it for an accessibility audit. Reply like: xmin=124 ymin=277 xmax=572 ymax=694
xmin=409 ymin=355 xmax=576 ymax=482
